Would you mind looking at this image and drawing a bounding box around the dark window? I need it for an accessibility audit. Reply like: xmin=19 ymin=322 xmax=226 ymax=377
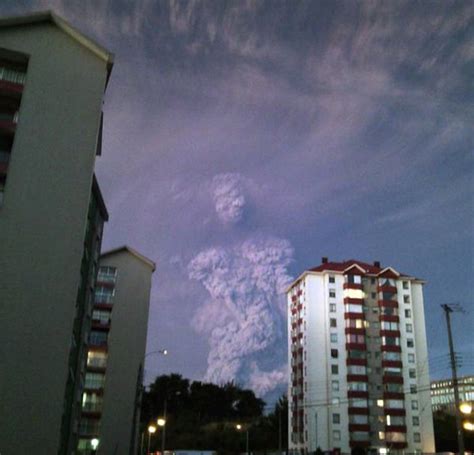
xmin=331 ymin=349 xmax=338 ymax=358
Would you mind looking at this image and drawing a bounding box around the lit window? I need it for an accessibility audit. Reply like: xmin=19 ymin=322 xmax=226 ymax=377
xmin=379 ymin=431 xmax=385 ymax=440
xmin=377 ymin=399 xmax=384 ymax=407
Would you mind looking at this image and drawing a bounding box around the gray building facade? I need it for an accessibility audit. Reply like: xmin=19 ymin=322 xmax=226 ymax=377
xmin=0 ymin=12 xmax=113 ymax=455
xmin=77 ymin=247 xmax=155 ymax=455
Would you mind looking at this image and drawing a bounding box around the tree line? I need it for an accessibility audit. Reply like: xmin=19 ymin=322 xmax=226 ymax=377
xmin=140 ymin=373 xmax=288 ymax=453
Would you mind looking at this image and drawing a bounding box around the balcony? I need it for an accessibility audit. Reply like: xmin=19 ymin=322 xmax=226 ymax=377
xmin=347 ymin=390 xmax=369 ymax=399
xmin=381 ymin=360 xmax=402 ymax=368
xmin=383 ymin=375 xmax=404 ymax=384
xmin=378 ymin=300 xmax=398 ymax=308
xmin=346 ymin=358 xmax=367 ymax=366
xmin=377 ymin=285 xmax=397 ymax=294
xmin=344 ymin=282 xmax=363 ymax=290
xmin=81 ymin=402 xmax=103 ymax=414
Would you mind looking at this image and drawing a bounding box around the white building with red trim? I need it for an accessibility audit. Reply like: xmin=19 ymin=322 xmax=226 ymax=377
xmin=287 ymin=258 xmax=435 ymax=454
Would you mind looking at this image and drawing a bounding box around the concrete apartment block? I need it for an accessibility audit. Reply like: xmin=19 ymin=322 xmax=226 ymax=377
xmin=0 ymin=12 xmax=113 ymax=454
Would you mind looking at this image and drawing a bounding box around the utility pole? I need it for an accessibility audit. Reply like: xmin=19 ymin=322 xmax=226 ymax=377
xmin=278 ymin=407 xmax=282 ymax=454
xmin=161 ymin=398 xmax=167 ymax=455
xmin=441 ymin=303 xmax=465 ymax=455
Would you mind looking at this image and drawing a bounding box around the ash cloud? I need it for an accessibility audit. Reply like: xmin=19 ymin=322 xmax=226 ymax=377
xmin=188 ymin=237 xmax=293 ymax=395
xmin=212 ymin=173 xmax=246 ymax=225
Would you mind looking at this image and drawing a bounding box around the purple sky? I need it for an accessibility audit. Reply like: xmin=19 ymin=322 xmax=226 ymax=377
xmin=3 ymin=1 xmax=473 ymax=401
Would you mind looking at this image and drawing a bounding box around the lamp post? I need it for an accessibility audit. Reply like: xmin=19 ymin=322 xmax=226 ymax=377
xmin=135 ymin=349 xmax=168 ymax=455
xmin=147 ymin=425 xmax=156 ymax=454
xmin=236 ymin=424 xmax=249 ymax=455
xmin=157 ymin=416 xmax=166 ymax=454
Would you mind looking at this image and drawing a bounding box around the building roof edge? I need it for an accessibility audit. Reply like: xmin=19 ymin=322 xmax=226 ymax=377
xmin=100 ymin=246 xmax=156 ymax=272
xmin=0 ymin=10 xmax=114 ymax=78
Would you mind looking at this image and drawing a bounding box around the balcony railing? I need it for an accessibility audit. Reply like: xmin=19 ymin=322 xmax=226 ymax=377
xmin=0 ymin=67 xmax=26 ymax=85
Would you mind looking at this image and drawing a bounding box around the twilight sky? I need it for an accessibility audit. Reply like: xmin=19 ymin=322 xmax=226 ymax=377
xmin=3 ymin=0 xmax=473 ymax=401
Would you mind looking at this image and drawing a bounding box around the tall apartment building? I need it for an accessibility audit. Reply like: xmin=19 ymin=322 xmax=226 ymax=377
xmin=0 ymin=12 xmax=113 ymax=454
xmin=287 ymin=258 xmax=435 ymax=454
xmin=78 ymin=247 xmax=155 ymax=455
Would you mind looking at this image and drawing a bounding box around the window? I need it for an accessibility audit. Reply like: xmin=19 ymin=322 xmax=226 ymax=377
xmin=331 ymin=365 xmax=339 ymax=375
xmin=346 ymin=319 xmax=364 ymax=329
xmin=381 ymin=306 xmax=398 ymax=316
xmin=383 ymin=351 xmax=401 ymax=361
xmin=346 ymin=334 xmax=365 ymax=344
xmin=329 ymin=276 xmax=335 ymax=283
xmin=403 ymin=295 xmax=410 ymax=304
xmin=381 ymin=321 xmax=399 ymax=331
xmin=405 ymin=309 xmax=411 ymax=318
xmin=407 ymin=338 xmax=414 ymax=348
xmin=330 ymin=303 xmax=336 ymax=313
xmin=406 ymin=323 xmax=413 ymax=333
xmin=377 ymin=399 xmax=384 ymax=407
xmin=94 ymin=285 xmax=114 ymax=304
xmin=330 ymin=318 xmax=337 ymax=328
xmin=413 ymin=416 xmax=419 ymax=426
xmin=329 ymin=290 xmax=336 ymax=298
xmin=408 ymin=353 xmax=415 ymax=363
xmin=347 ymin=275 xmax=362 ymax=284
xmin=348 ymin=365 xmax=367 ymax=375
xmin=371 ymin=278 xmax=376 ymax=284
xmin=92 ymin=309 xmax=111 ymax=325
xmin=386 ymin=399 xmax=404 ymax=409
xmin=384 ymin=367 xmax=402 ymax=377
xmin=348 ymin=382 xmax=368 ymax=392
xmin=345 ymin=303 xmax=364 ymax=314
xmin=409 ymin=369 xmax=416 ymax=379
xmin=87 ymin=351 xmax=107 ymax=368
xmin=349 ymin=414 xmax=368 ymax=424
xmin=331 ymin=349 xmax=338 ymax=358
xmin=348 ymin=350 xmax=366 ymax=359
xmin=330 ymin=333 xmax=338 ymax=343
xmin=411 ymin=400 xmax=419 ymax=410
xmin=333 ymin=430 xmax=341 ymax=441
xmin=387 ymin=415 xmax=405 ymax=426
xmin=85 ymin=372 xmax=105 ymax=390
xmin=349 ymin=398 xmax=368 ymax=408
xmin=332 ymin=380 xmax=339 ymax=391
xmin=385 ymin=383 xmax=403 ymax=393
xmin=97 ymin=266 xmax=117 ymax=283
xmin=379 ymin=431 xmax=385 ymax=440
xmin=382 ymin=336 xmax=400 ymax=346
xmin=403 ymin=281 xmax=409 ymax=290
xmin=410 ymin=384 xmax=417 ymax=394
xmin=89 ymin=331 xmax=107 ymax=346
xmin=414 ymin=432 xmax=421 ymax=443
xmin=333 ymin=413 xmax=340 ymax=424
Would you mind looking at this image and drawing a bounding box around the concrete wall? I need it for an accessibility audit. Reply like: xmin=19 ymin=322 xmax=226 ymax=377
xmin=0 ymin=23 xmax=107 ymax=454
xmin=98 ymin=251 xmax=154 ymax=455
xmin=411 ymin=282 xmax=435 ymax=453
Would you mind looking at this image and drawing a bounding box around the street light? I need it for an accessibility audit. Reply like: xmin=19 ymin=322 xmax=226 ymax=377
xmin=460 ymin=402 xmax=472 ymax=415
xmin=157 ymin=418 xmax=166 ymax=427
xmin=463 ymin=421 xmax=474 ymax=431
xmin=236 ymin=423 xmax=249 ymax=455
xmin=90 ymin=438 xmax=99 ymax=454
xmin=135 ymin=348 xmax=169 ymax=455
xmin=147 ymin=425 xmax=157 ymax=454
